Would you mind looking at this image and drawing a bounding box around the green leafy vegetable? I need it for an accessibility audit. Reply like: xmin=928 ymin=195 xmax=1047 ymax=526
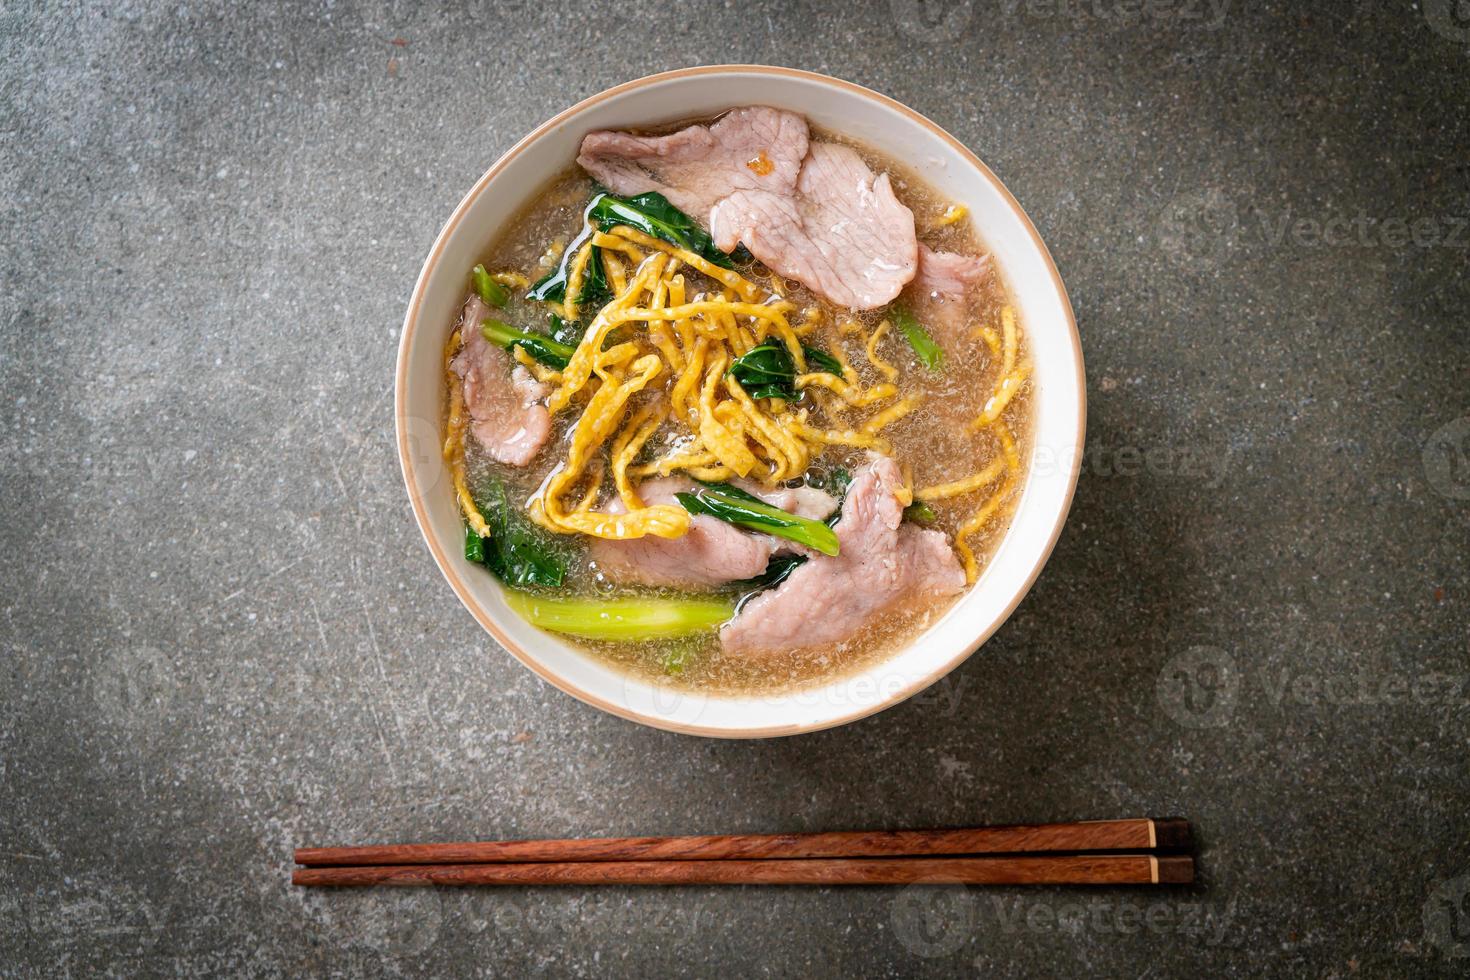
xmin=726 ymin=341 xmax=796 ymax=400
xmin=588 ymin=191 xmax=735 ymax=269
xmin=892 ymin=305 xmax=944 ymax=371
xmin=803 ymin=347 xmax=845 ymax=377
xmin=464 ymin=524 xmax=486 ymax=563
xmin=726 ymin=342 xmax=845 ymax=401
xmin=481 ymin=319 xmax=577 ymax=370
xmin=577 ymin=241 xmax=611 ymax=307
xmin=806 ymin=467 xmax=852 ymax=529
xmin=548 ymin=313 xmax=582 ymax=347
xmin=466 ymin=483 xmax=567 ymax=588
xmin=676 ymin=482 xmax=841 ymax=557
xmin=903 ymin=500 xmax=937 ymax=525
xmin=808 ymin=467 xmax=852 ymax=496
xmin=504 ymin=592 xmax=735 ymax=641
xmin=471 ymin=264 xmax=510 ymax=307
xmin=734 ymin=553 xmax=806 ymax=592
xmin=531 ymin=188 xmax=735 ymax=311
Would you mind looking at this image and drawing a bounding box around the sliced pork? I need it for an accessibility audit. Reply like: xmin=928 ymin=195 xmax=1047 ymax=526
xmin=720 ymin=456 xmax=965 ymax=657
xmin=588 ymin=476 xmax=837 ymax=589
xmin=578 ymin=109 xmax=919 ymax=310
xmin=904 ymin=244 xmax=990 ymax=343
xmin=577 ymin=106 xmax=808 ymax=227
xmin=711 ymin=143 xmax=918 ymax=309
xmin=450 ymin=295 xmax=551 ymax=467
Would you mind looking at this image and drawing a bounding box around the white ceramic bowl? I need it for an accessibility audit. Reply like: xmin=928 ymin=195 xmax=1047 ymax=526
xmin=396 ymin=66 xmax=1083 ymax=737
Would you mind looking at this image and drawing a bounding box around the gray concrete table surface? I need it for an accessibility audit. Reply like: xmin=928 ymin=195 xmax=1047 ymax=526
xmin=3 ymin=1 xmax=1468 ymax=976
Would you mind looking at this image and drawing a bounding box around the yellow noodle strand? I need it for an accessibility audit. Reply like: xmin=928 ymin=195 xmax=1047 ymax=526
xmin=790 ymin=419 xmax=892 ymax=455
xmin=669 ymin=275 xmax=694 ymax=352
xmin=687 ymin=464 xmax=736 ymax=482
xmin=936 ymin=203 xmax=969 ymax=227
xmin=590 ymin=230 xmax=645 ymax=263
xmin=645 ymin=276 xmax=684 ymax=373
xmin=534 ymin=353 xmax=689 ymax=540
xmin=490 ymin=270 xmax=530 ymax=289
xmin=826 ymin=342 xmax=858 ymax=382
xmin=602 ymin=250 xmax=628 ymax=296
xmin=726 ymin=376 xmax=808 ymax=481
xmin=671 ymin=336 xmax=708 ymax=427
xmin=976 ymin=326 xmax=1002 ymax=357
xmin=995 ymin=418 xmax=1022 ymax=473
xmin=606 ymin=224 xmax=764 ymax=302
xmin=442 ymin=329 xmax=491 ymax=538
xmin=1001 ymin=305 xmax=1018 ymax=378
xmin=974 ymin=361 xmax=1032 ymax=428
xmin=861 ymin=395 xmax=920 ymax=435
xmin=697 ymin=353 xmax=758 ymax=476
xmin=631 ymin=446 xmax=717 ymax=478
xmin=796 ymin=373 xmax=898 ymax=408
xmin=561 ymin=239 xmax=595 ymax=322
xmin=917 ymin=458 xmax=1007 ymax=501
xmin=574 ymin=461 xmax=605 ymax=514
xmin=619 ymin=299 xmax=795 ymax=327
xmin=955 ymin=476 xmax=1017 ymax=584
xmin=611 ymin=400 xmax=669 ymax=511
xmin=865 ymin=319 xmax=900 ymax=382
xmin=953 ymin=416 xmax=1025 ymax=584
xmin=510 ymin=345 xmax=563 ymax=385
xmin=550 ymin=254 xmax=668 ymax=413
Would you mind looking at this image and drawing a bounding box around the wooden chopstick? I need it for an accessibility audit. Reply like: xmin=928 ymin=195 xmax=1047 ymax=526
xmin=294 ymin=854 xmax=1193 ymax=888
xmin=295 ymin=817 xmax=1190 ymax=868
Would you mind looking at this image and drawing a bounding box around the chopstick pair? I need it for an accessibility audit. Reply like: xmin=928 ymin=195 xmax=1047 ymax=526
xmin=293 ymin=817 xmax=1194 ymax=887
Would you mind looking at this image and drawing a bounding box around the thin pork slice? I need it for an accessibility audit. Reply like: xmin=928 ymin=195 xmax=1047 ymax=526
xmin=576 ymin=107 xmax=808 ymax=227
xmin=450 ymin=295 xmax=551 ymax=467
xmin=905 ymin=243 xmax=991 ymax=343
xmin=588 ymin=476 xmax=837 ymax=589
xmin=710 ymin=143 xmax=918 ymax=309
xmin=720 ymin=457 xmax=965 ymax=656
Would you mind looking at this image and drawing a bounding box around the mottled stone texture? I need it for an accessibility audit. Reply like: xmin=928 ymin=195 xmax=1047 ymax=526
xmin=3 ymin=1 xmax=1468 ymax=976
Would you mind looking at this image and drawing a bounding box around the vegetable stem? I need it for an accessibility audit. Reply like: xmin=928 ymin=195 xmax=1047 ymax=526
xmin=677 ymin=483 xmax=841 ymax=557
xmin=903 ymin=500 xmax=937 ymax=524
xmin=481 ymin=319 xmax=577 ymax=370
xmin=472 ymin=264 xmax=510 ymax=307
xmin=893 ymin=306 xmax=944 ymax=371
xmin=504 ymin=592 xmax=735 ymax=641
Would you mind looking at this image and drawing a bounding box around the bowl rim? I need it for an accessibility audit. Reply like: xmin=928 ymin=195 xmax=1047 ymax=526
xmin=395 ymin=64 xmax=1085 ymax=737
